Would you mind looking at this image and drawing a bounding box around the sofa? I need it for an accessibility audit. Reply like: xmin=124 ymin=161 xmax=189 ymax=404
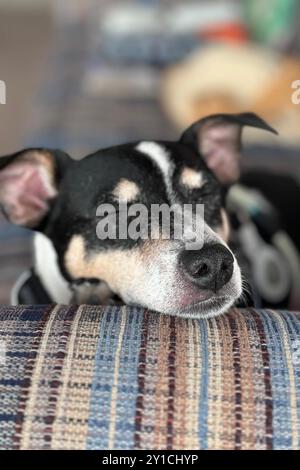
xmin=0 ymin=305 xmax=299 ymax=450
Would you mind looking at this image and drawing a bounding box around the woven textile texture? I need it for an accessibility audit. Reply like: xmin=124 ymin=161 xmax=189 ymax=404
xmin=0 ymin=305 xmax=299 ymax=450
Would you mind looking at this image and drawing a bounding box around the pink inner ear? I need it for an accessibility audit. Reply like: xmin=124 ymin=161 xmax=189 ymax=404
xmin=199 ymin=123 xmax=241 ymax=184
xmin=0 ymin=160 xmax=57 ymax=226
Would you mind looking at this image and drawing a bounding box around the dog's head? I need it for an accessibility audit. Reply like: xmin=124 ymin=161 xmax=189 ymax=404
xmin=0 ymin=113 xmax=276 ymax=317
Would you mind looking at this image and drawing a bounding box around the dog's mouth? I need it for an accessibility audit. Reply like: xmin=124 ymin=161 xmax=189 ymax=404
xmin=177 ymin=295 xmax=234 ymax=318
xmin=102 ymin=282 xmax=236 ymax=317
xmin=123 ymin=292 xmax=235 ymax=318
xmin=76 ymin=284 xmax=236 ymax=318
xmin=72 ymin=264 xmax=240 ymax=318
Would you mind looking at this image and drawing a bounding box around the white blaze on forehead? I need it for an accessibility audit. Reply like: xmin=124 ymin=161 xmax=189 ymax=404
xmin=180 ymin=167 xmax=205 ymax=189
xmin=219 ymin=208 xmax=230 ymax=242
xmin=112 ymin=178 xmax=140 ymax=202
xmin=135 ymin=141 xmax=174 ymax=199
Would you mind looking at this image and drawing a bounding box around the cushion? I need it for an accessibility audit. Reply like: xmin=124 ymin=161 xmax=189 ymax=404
xmin=0 ymin=305 xmax=299 ymax=450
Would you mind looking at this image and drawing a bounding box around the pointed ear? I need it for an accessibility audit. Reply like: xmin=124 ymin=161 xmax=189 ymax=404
xmin=0 ymin=148 xmax=72 ymax=228
xmin=180 ymin=112 xmax=277 ymax=184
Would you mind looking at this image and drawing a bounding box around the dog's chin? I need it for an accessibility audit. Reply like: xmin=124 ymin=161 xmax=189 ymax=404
xmin=175 ymin=295 xmax=236 ymax=319
xmin=117 ymin=265 xmax=242 ymax=318
xmin=125 ymin=294 xmax=236 ymax=319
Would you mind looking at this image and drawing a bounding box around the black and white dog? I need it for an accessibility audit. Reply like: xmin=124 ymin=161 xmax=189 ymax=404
xmin=0 ymin=113 xmax=276 ymax=317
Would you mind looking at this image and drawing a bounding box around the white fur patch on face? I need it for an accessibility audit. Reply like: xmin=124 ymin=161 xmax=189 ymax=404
xmin=180 ymin=167 xmax=205 ymax=189
xmin=217 ymin=209 xmax=230 ymax=242
xmin=135 ymin=141 xmax=174 ymax=199
xmin=112 ymin=178 xmax=140 ymax=203
xmin=64 ymin=233 xmax=242 ymax=318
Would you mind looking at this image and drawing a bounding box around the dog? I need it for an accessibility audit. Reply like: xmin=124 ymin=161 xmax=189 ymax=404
xmin=0 ymin=113 xmax=276 ymax=317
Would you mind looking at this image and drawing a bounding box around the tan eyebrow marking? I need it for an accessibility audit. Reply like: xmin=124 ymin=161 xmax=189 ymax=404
xmin=112 ymin=178 xmax=140 ymax=202
xmin=180 ymin=167 xmax=205 ymax=189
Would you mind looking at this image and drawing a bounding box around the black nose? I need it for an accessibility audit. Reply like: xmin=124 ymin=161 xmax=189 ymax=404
xmin=180 ymin=243 xmax=234 ymax=292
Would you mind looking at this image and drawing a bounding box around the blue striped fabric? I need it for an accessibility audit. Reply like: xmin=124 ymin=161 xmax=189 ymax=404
xmin=0 ymin=305 xmax=300 ymax=450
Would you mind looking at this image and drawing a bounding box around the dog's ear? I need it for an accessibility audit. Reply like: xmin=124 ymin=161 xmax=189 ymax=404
xmin=0 ymin=148 xmax=72 ymax=228
xmin=180 ymin=112 xmax=277 ymax=184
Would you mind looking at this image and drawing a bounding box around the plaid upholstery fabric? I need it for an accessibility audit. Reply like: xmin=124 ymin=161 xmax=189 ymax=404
xmin=0 ymin=305 xmax=299 ymax=450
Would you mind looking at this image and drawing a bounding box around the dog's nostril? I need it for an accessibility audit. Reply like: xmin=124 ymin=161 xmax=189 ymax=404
xmin=221 ymin=261 xmax=230 ymax=273
xmin=195 ymin=262 xmax=209 ymax=277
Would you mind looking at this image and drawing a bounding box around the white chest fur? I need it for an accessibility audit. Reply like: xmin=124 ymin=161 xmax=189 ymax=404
xmin=33 ymin=233 xmax=72 ymax=304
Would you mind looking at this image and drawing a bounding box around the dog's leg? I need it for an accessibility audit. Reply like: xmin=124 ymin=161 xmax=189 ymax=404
xmin=71 ymin=280 xmax=118 ymax=305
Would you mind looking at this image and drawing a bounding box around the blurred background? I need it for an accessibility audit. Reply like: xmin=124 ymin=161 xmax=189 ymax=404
xmin=0 ymin=0 xmax=299 ymax=305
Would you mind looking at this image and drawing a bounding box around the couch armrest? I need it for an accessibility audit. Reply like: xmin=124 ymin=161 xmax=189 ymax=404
xmin=0 ymin=305 xmax=299 ymax=450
